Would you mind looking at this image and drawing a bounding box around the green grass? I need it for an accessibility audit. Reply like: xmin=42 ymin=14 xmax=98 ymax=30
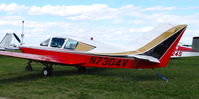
xmin=0 ymin=56 xmax=199 ymax=99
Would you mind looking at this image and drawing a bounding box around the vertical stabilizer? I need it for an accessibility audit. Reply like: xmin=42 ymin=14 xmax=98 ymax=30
xmin=131 ymin=24 xmax=187 ymax=69
xmin=0 ymin=33 xmax=13 ymax=48
xmin=192 ymin=37 xmax=199 ymax=51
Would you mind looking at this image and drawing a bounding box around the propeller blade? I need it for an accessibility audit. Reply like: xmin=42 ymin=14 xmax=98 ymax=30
xmin=13 ymin=33 xmax=21 ymax=43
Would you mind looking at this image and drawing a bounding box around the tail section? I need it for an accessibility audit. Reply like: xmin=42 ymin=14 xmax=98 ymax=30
xmin=0 ymin=33 xmax=13 ymax=48
xmin=192 ymin=37 xmax=199 ymax=51
xmin=141 ymin=24 xmax=187 ymax=67
xmin=0 ymin=33 xmax=21 ymax=50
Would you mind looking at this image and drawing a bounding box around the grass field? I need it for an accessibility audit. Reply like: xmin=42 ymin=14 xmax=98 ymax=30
xmin=0 ymin=56 xmax=199 ymax=99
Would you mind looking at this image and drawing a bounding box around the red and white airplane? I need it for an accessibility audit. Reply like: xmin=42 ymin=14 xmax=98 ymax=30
xmin=0 ymin=24 xmax=187 ymax=77
xmin=172 ymin=37 xmax=199 ymax=58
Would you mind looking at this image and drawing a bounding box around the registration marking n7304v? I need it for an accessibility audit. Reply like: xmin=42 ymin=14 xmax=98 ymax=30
xmin=89 ymin=56 xmax=129 ymax=67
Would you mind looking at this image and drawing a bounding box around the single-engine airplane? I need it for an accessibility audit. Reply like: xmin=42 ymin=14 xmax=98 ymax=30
xmin=0 ymin=24 xmax=187 ymax=78
xmin=172 ymin=37 xmax=199 ymax=58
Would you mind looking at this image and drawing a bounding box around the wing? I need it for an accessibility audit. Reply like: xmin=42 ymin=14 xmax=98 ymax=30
xmin=0 ymin=51 xmax=85 ymax=65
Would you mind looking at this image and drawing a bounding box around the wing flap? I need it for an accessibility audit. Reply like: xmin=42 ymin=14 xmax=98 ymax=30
xmin=0 ymin=51 xmax=85 ymax=65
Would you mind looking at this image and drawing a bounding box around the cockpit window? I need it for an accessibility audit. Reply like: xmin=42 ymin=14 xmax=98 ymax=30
xmin=40 ymin=38 xmax=50 ymax=46
xmin=50 ymin=38 xmax=65 ymax=48
xmin=64 ymin=40 xmax=78 ymax=50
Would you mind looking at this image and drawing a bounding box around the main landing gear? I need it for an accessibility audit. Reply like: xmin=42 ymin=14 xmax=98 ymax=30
xmin=42 ymin=64 xmax=53 ymax=76
xmin=25 ymin=60 xmax=33 ymax=71
xmin=25 ymin=60 xmax=54 ymax=76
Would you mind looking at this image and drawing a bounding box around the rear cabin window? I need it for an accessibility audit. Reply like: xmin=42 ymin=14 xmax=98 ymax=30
xmin=64 ymin=40 xmax=78 ymax=50
xmin=50 ymin=38 xmax=65 ymax=48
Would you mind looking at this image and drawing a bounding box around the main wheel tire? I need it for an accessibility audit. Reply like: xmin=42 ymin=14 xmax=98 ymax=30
xmin=42 ymin=67 xmax=52 ymax=76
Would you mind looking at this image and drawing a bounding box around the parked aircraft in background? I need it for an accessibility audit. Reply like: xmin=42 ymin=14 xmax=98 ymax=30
xmin=0 ymin=24 xmax=187 ymax=81
xmin=0 ymin=33 xmax=21 ymax=50
xmin=172 ymin=37 xmax=199 ymax=58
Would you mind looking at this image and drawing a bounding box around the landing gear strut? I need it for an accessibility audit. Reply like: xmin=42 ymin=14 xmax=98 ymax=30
xmin=25 ymin=60 xmax=33 ymax=71
xmin=42 ymin=63 xmax=53 ymax=76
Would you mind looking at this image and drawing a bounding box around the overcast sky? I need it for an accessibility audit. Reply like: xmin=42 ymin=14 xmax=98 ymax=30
xmin=0 ymin=0 xmax=199 ymax=46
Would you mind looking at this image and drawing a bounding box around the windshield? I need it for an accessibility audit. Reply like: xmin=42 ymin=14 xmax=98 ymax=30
xmin=50 ymin=38 xmax=65 ymax=48
xmin=40 ymin=38 xmax=50 ymax=46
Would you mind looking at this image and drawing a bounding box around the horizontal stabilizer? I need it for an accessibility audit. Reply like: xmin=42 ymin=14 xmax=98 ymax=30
xmin=128 ymin=55 xmax=160 ymax=63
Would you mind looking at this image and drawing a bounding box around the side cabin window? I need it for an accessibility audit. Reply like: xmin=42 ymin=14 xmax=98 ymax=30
xmin=64 ymin=40 xmax=78 ymax=50
xmin=40 ymin=38 xmax=50 ymax=46
xmin=50 ymin=38 xmax=65 ymax=48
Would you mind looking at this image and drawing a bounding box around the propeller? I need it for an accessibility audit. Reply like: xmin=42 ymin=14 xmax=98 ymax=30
xmin=13 ymin=33 xmax=21 ymax=43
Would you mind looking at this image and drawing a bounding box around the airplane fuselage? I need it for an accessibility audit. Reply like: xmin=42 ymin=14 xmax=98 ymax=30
xmin=20 ymin=46 xmax=161 ymax=69
xmin=172 ymin=46 xmax=199 ymax=58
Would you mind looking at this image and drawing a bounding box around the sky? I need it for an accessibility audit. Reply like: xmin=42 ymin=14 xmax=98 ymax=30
xmin=0 ymin=0 xmax=199 ymax=47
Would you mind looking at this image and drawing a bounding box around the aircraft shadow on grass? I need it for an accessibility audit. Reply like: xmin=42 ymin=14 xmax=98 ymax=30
xmin=0 ymin=68 xmax=162 ymax=84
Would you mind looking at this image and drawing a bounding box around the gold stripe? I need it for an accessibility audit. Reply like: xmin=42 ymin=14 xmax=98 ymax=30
xmin=91 ymin=24 xmax=187 ymax=55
